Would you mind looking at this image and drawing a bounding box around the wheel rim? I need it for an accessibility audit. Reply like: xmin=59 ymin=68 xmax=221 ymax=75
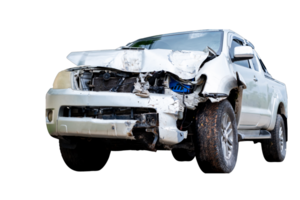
xmin=221 ymin=113 xmax=233 ymax=160
xmin=279 ymin=126 xmax=284 ymax=152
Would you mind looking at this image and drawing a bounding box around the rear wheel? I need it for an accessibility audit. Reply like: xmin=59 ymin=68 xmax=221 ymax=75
xmin=261 ymin=114 xmax=286 ymax=162
xmin=194 ymin=100 xmax=239 ymax=173
xmin=171 ymin=148 xmax=195 ymax=162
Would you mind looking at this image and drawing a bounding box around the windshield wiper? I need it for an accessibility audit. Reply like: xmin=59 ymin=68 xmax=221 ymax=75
xmin=119 ymin=46 xmax=145 ymax=50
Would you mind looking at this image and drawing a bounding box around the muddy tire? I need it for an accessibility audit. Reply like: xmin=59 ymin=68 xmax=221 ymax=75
xmin=261 ymin=114 xmax=286 ymax=162
xmin=171 ymin=149 xmax=195 ymax=162
xmin=194 ymin=100 xmax=239 ymax=173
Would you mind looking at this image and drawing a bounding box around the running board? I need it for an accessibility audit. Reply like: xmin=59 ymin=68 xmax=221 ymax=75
xmin=238 ymin=130 xmax=271 ymax=141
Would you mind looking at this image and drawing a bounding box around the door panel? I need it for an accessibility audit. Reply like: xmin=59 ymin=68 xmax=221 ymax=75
xmin=250 ymin=51 xmax=272 ymax=128
xmin=233 ymin=64 xmax=261 ymax=127
xmin=229 ymin=37 xmax=260 ymax=128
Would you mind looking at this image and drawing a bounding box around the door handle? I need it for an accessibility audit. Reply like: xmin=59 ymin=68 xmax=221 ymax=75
xmin=253 ymin=76 xmax=258 ymax=82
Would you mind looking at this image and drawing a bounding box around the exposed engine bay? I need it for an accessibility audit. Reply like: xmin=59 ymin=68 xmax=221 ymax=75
xmin=71 ymin=68 xmax=195 ymax=96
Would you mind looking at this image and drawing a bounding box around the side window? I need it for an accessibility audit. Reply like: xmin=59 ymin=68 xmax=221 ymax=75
xmin=259 ymin=54 xmax=274 ymax=78
xmin=259 ymin=58 xmax=270 ymax=74
xmin=251 ymin=52 xmax=260 ymax=71
xmin=230 ymin=39 xmax=250 ymax=68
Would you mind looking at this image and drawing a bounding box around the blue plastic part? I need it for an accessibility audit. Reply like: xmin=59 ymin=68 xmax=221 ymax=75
xmin=169 ymin=78 xmax=193 ymax=94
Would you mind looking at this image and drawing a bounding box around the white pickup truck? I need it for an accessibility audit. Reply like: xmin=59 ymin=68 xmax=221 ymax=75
xmin=46 ymin=29 xmax=288 ymax=173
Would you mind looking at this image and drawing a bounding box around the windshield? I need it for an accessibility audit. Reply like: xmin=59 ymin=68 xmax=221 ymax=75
xmin=129 ymin=31 xmax=223 ymax=54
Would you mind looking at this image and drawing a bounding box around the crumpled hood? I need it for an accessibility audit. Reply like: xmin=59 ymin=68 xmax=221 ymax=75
xmin=67 ymin=48 xmax=209 ymax=79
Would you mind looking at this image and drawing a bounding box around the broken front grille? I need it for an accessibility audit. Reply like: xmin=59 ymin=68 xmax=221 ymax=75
xmin=59 ymin=106 xmax=158 ymax=128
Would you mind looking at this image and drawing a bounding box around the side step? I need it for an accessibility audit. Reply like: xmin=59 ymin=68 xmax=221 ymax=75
xmin=238 ymin=130 xmax=271 ymax=141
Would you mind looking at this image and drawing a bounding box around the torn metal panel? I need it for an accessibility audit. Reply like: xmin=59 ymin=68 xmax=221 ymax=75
xmin=67 ymin=49 xmax=209 ymax=80
xmin=164 ymin=85 xmax=207 ymax=110
xmin=164 ymin=97 xmax=183 ymax=115
xmin=133 ymin=73 xmax=150 ymax=97
xmin=159 ymin=127 xmax=187 ymax=145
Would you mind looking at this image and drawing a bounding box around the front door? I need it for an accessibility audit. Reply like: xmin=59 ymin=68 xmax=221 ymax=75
xmin=229 ymin=37 xmax=267 ymax=129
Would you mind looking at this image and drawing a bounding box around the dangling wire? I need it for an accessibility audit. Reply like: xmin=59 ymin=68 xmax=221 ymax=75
xmin=182 ymin=121 xmax=193 ymax=129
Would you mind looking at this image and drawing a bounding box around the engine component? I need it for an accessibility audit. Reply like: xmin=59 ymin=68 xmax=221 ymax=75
xmin=80 ymin=72 xmax=93 ymax=91
xmin=103 ymin=72 xmax=110 ymax=81
xmin=169 ymin=77 xmax=193 ymax=94
xmin=149 ymin=86 xmax=164 ymax=94
xmin=148 ymin=71 xmax=165 ymax=86
xmin=116 ymin=72 xmax=131 ymax=78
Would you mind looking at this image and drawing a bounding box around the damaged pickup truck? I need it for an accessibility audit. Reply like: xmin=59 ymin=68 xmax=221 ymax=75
xmin=46 ymin=29 xmax=288 ymax=173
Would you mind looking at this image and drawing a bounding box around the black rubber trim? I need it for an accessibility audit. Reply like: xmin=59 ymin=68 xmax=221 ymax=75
xmin=203 ymin=93 xmax=228 ymax=98
xmin=281 ymin=114 xmax=288 ymax=141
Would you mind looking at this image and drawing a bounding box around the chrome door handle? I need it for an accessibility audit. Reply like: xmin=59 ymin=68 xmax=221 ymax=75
xmin=253 ymin=76 xmax=258 ymax=82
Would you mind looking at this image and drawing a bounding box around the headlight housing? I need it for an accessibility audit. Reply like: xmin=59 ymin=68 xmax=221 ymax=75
xmin=53 ymin=70 xmax=73 ymax=89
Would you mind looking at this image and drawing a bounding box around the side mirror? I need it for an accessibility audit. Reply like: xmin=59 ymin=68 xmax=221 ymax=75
xmin=233 ymin=46 xmax=254 ymax=61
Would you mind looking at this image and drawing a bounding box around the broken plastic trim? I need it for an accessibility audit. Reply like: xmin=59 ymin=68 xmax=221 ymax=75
xmin=202 ymin=93 xmax=228 ymax=98
xmin=60 ymin=106 xmax=157 ymax=123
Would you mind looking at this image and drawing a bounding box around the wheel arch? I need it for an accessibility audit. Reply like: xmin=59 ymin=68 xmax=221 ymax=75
xmin=204 ymin=87 xmax=243 ymax=125
xmin=268 ymin=101 xmax=290 ymax=141
xmin=226 ymin=87 xmax=243 ymax=125
xmin=278 ymin=102 xmax=288 ymax=141
xmin=278 ymin=102 xmax=286 ymax=116
xmin=268 ymin=100 xmax=288 ymax=140
xmin=196 ymin=62 xmax=246 ymax=125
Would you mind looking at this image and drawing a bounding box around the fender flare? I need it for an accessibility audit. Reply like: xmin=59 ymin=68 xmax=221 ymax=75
xmin=268 ymin=97 xmax=280 ymax=131
xmin=268 ymin=100 xmax=288 ymax=141
xmin=234 ymin=72 xmax=247 ymax=125
xmin=205 ymin=72 xmax=246 ymax=125
xmin=281 ymin=115 xmax=290 ymax=142
xmin=236 ymin=72 xmax=247 ymax=89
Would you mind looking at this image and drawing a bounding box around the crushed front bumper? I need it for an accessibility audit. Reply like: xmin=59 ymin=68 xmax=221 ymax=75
xmin=46 ymin=88 xmax=187 ymax=145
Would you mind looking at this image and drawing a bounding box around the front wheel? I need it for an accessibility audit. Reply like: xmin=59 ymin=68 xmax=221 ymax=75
xmin=57 ymin=139 xmax=79 ymax=165
xmin=193 ymin=100 xmax=239 ymax=173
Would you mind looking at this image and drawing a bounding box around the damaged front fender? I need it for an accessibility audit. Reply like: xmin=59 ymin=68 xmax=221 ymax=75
xmin=196 ymin=54 xmax=242 ymax=96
